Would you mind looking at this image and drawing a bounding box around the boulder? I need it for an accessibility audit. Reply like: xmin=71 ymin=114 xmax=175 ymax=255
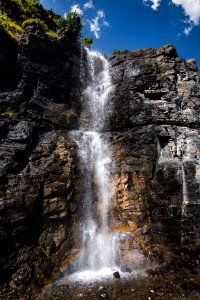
xmin=113 ymin=271 xmax=121 ymax=279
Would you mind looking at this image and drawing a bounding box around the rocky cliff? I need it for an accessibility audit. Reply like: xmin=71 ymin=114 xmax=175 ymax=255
xmin=0 ymin=8 xmax=200 ymax=299
xmin=0 ymin=17 xmax=82 ymax=298
xmin=107 ymin=45 xmax=200 ymax=267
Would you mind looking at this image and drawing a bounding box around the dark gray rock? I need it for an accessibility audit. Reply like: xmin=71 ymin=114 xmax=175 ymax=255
xmin=113 ymin=271 xmax=120 ymax=279
xmin=7 ymin=121 xmax=34 ymax=141
xmin=0 ymin=22 xmax=81 ymax=298
xmin=108 ymin=45 xmax=200 ymax=131
xmin=121 ymin=265 xmax=132 ymax=273
xmin=0 ymin=28 xmax=19 ymax=90
xmin=105 ymin=45 xmax=200 ymax=267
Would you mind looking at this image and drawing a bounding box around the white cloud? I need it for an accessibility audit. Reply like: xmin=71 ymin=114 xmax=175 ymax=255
xmin=184 ymin=25 xmax=193 ymax=35
xmin=142 ymin=0 xmax=200 ymax=35
xmin=143 ymin=0 xmax=161 ymax=10
xmin=103 ymin=21 xmax=110 ymax=27
xmin=88 ymin=11 xmax=109 ymax=39
xmin=84 ymin=0 xmax=94 ymax=9
xmin=97 ymin=10 xmax=105 ymax=18
xmin=151 ymin=0 xmax=161 ymax=10
xmin=89 ymin=16 xmax=101 ymax=38
xmin=142 ymin=0 xmax=149 ymax=7
xmin=172 ymin=0 xmax=200 ymax=25
xmin=64 ymin=2 xmax=109 ymax=39
xmin=70 ymin=4 xmax=83 ymax=16
xmin=171 ymin=0 xmax=200 ymax=35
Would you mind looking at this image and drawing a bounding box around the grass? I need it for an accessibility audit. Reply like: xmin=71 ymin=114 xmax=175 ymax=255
xmin=47 ymin=30 xmax=59 ymax=39
xmin=0 ymin=0 xmax=82 ymax=43
xmin=0 ymin=12 xmax=22 ymax=40
xmin=22 ymin=18 xmax=48 ymax=32
xmin=112 ymin=49 xmax=130 ymax=55
xmin=2 ymin=110 xmax=14 ymax=117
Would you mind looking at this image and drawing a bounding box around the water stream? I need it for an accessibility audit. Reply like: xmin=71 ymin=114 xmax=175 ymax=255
xmin=70 ymin=48 xmax=118 ymax=279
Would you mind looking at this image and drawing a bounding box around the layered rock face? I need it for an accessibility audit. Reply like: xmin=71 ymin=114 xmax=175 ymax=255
xmin=0 ymin=25 xmax=81 ymax=297
xmin=0 ymin=21 xmax=200 ymax=298
xmin=107 ymin=45 xmax=200 ymax=265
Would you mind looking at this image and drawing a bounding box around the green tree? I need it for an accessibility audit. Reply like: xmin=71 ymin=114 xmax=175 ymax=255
xmin=112 ymin=49 xmax=121 ymax=55
xmin=22 ymin=18 xmax=48 ymax=32
xmin=65 ymin=12 xmax=82 ymax=40
xmin=81 ymin=37 xmax=93 ymax=49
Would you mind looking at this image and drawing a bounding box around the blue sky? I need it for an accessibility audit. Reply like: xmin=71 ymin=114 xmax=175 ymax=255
xmin=40 ymin=0 xmax=200 ymax=66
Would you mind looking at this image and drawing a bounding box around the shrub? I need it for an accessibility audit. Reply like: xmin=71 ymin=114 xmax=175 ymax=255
xmin=112 ymin=49 xmax=131 ymax=55
xmin=12 ymin=0 xmax=41 ymax=17
xmin=81 ymin=37 xmax=93 ymax=48
xmin=22 ymin=18 xmax=48 ymax=32
xmin=47 ymin=30 xmax=59 ymax=39
xmin=64 ymin=12 xmax=82 ymax=39
xmin=122 ymin=50 xmax=130 ymax=54
xmin=0 ymin=12 xmax=22 ymax=39
xmin=46 ymin=9 xmax=66 ymax=31
xmin=0 ymin=1 xmax=82 ymax=45
xmin=112 ymin=49 xmax=121 ymax=55
xmin=2 ymin=110 xmax=14 ymax=117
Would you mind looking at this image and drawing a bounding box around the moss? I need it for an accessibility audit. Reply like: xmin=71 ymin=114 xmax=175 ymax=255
xmin=112 ymin=49 xmax=121 ymax=55
xmin=112 ymin=49 xmax=131 ymax=55
xmin=0 ymin=24 xmax=15 ymax=40
xmin=22 ymin=18 xmax=49 ymax=32
xmin=2 ymin=110 xmax=14 ymax=117
xmin=47 ymin=30 xmax=59 ymax=39
xmin=11 ymin=0 xmax=41 ymax=18
xmin=0 ymin=13 xmax=22 ymax=40
xmin=81 ymin=37 xmax=93 ymax=48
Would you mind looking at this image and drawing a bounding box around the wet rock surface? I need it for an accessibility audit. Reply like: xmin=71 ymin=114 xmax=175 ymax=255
xmin=104 ymin=45 xmax=200 ymax=267
xmin=0 ymin=128 xmax=76 ymax=298
xmin=37 ymin=267 xmax=200 ymax=300
xmin=0 ymin=23 xmax=80 ymax=298
xmin=0 ymin=18 xmax=200 ymax=299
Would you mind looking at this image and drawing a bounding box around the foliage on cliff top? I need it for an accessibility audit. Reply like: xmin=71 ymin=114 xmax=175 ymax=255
xmin=22 ymin=18 xmax=48 ymax=32
xmin=0 ymin=12 xmax=22 ymax=40
xmin=81 ymin=37 xmax=93 ymax=48
xmin=0 ymin=0 xmax=82 ymax=42
xmin=112 ymin=49 xmax=131 ymax=55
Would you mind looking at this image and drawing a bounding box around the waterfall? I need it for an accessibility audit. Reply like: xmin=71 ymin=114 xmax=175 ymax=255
xmin=80 ymin=48 xmax=113 ymax=130
xmin=71 ymin=48 xmax=118 ymax=278
xmin=182 ymin=164 xmax=189 ymax=215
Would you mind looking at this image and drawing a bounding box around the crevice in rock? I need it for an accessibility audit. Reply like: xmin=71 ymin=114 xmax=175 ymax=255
xmin=107 ymin=121 xmax=200 ymax=133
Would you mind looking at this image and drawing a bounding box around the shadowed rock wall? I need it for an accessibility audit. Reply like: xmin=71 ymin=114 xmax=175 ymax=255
xmin=0 ymin=24 xmax=81 ymax=298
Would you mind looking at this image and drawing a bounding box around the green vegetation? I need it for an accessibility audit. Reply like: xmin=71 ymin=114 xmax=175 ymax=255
xmin=81 ymin=37 xmax=93 ymax=48
xmin=22 ymin=18 xmax=48 ymax=32
xmin=46 ymin=30 xmax=59 ymax=39
xmin=0 ymin=12 xmax=22 ymax=40
xmin=0 ymin=0 xmax=82 ymax=43
xmin=2 ymin=110 xmax=14 ymax=117
xmin=64 ymin=12 xmax=82 ymax=39
xmin=112 ymin=49 xmax=121 ymax=55
xmin=13 ymin=0 xmax=41 ymax=18
xmin=112 ymin=49 xmax=131 ymax=55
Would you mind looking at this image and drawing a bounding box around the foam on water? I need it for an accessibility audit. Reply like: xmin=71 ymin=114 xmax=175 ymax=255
xmin=57 ymin=268 xmax=142 ymax=284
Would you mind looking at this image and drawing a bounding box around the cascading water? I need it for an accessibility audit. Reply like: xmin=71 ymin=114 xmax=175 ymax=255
xmin=80 ymin=49 xmax=113 ymax=130
xmin=70 ymin=48 xmax=118 ymax=279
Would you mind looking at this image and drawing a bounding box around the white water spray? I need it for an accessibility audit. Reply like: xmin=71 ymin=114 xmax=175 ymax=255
xmin=71 ymin=48 xmax=118 ymax=277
